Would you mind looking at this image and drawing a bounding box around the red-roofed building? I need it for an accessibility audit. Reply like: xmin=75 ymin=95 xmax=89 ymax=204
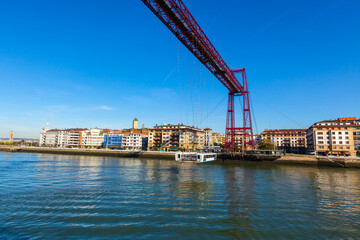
xmin=260 ymin=129 xmax=307 ymax=154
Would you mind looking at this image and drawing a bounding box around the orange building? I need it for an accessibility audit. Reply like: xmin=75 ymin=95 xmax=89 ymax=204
xmin=307 ymin=117 xmax=360 ymax=156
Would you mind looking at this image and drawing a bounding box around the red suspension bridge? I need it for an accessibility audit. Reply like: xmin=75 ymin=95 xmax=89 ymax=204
xmin=141 ymin=0 xmax=254 ymax=151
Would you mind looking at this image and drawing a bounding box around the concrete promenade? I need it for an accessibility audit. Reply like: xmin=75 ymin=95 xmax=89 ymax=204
xmin=1 ymin=146 xmax=360 ymax=168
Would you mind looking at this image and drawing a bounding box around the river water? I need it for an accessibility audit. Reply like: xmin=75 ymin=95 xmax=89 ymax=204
xmin=0 ymin=152 xmax=360 ymax=239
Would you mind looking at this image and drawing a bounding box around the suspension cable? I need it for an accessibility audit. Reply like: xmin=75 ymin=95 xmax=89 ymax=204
xmin=252 ymin=95 xmax=306 ymax=128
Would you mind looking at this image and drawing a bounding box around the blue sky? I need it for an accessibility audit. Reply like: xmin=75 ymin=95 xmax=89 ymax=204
xmin=0 ymin=0 xmax=359 ymax=138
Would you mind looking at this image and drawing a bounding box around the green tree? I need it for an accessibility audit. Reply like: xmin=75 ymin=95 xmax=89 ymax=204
xmin=356 ymin=151 xmax=360 ymax=157
xmin=258 ymin=139 xmax=275 ymax=150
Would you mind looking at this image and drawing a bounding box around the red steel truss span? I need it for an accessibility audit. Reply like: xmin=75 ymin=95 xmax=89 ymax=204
xmin=141 ymin=0 xmax=254 ymax=150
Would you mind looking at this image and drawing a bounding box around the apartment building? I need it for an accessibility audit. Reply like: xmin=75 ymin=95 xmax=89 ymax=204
xmin=80 ymin=128 xmax=107 ymax=148
xmin=260 ymin=129 xmax=307 ymax=154
xmin=123 ymin=133 xmax=148 ymax=150
xmin=307 ymin=117 xmax=360 ymax=156
xmin=148 ymin=124 xmax=205 ymax=151
xmin=40 ymin=127 xmax=70 ymax=147
xmin=40 ymin=126 xmax=97 ymax=148
xmin=103 ymin=134 xmax=123 ymax=148
xmin=67 ymin=129 xmax=87 ymax=147
xmin=40 ymin=125 xmax=50 ymax=146
xmin=204 ymin=128 xmax=213 ymax=146
xmin=212 ymin=132 xmax=225 ymax=146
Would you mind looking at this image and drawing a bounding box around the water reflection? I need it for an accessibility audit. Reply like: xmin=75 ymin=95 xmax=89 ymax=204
xmin=224 ymin=167 xmax=257 ymax=238
xmin=0 ymin=152 xmax=360 ymax=239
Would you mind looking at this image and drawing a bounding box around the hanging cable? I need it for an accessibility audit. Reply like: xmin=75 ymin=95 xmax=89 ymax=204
xmin=197 ymin=64 xmax=202 ymax=128
xmin=252 ymin=95 xmax=306 ymax=128
xmin=188 ymin=54 xmax=195 ymax=126
xmin=177 ymin=44 xmax=183 ymax=124
xmin=193 ymin=57 xmax=198 ymax=127
xmin=199 ymin=94 xmax=227 ymax=126
xmin=249 ymin=94 xmax=259 ymax=135
xmin=249 ymin=95 xmax=259 ymax=135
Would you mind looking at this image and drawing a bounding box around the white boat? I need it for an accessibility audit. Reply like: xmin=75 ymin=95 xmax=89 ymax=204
xmin=175 ymin=152 xmax=217 ymax=163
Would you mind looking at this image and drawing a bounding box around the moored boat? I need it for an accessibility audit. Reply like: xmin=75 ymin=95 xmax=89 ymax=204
xmin=175 ymin=152 xmax=217 ymax=163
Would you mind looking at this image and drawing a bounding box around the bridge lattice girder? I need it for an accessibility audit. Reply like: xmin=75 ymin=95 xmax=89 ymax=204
xmin=141 ymin=0 xmax=254 ymax=150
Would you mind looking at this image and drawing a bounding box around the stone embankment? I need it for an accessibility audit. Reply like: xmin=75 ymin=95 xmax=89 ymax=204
xmin=273 ymin=154 xmax=360 ymax=168
xmin=1 ymin=146 xmax=360 ymax=168
xmin=219 ymin=153 xmax=360 ymax=168
xmin=0 ymin=146 xmax=174 ymax=160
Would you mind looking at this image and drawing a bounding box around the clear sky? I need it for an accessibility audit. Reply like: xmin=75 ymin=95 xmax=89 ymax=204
xmin=0 ymin=0 xmax=359 ymax=139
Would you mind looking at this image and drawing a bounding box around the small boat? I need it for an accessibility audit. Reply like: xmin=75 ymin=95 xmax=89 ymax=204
xmin=175 ymin=152 xmax=217 ymax=163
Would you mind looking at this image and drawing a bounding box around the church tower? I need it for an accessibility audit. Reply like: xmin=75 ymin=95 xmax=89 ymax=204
xmin=133 ymin=118 xmax=139 ymax=129
xmin=9 ymin=130 xmax=13 ymax=143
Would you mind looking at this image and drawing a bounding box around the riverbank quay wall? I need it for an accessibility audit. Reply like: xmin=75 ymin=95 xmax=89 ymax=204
xmin=218 ymin=153 xmax=360 ymax=168
xmin=1 ymin=146 xmax=360 ymax=168
xmin=0 ymin=146 xmax=174 ymax=160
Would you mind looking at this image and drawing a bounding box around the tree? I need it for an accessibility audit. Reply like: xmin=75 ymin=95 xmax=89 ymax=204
xmin=258 ymin=139 xmax=275 ymax=150
xmin=357 ymin=151 xmax=360 ymax=157
xmin=234 ymin=144 xmax=240 ymax=152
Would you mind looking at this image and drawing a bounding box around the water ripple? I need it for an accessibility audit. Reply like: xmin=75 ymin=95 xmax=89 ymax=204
xmin=1 ymin=152 xmax=360 ymax=239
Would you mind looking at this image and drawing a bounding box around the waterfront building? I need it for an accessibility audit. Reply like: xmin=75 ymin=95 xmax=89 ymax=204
xmin=40 ymin=124 xmax=50 ymax=146
xmin=204 ymin=128 xmax=213 ymax=146
xmin=254 ymin=134 xmax=262 ymax=146
xmin=232 ymin=131 xmax=256 ymax=151
xmin=43 ymin=129 xmax=59 ymax=146
xmin=306 ymin=117 xmax=360 ymax=156
xmin=80 ymin=128 xmax=106 ymax=148
xmin=40 ymin=126 xmax=87 ymax=148
xmin=40 ymin=128 xmax=70 ymax=147
xmin=260 ymin=129 xmax=307 ymax=154
xmin=103 ymin=134 xmax=123 ymax=148
xmin=147 ymin=124 xmax=205 ymax=151
xmin=67 ymin=129 xmax=87 ymax=147
xmin=212 ymin=132 xmax=225 ymax=146
xmin=57 ymin=130 xmax=69 ymax=147
xmin=9 ymin=130 xmax=13 ymax=143
xmin=123 ymin=133 xmax=148 ymax=150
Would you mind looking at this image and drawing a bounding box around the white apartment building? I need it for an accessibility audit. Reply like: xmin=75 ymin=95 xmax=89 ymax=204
xmin=40 ymin=125 xmax=96 ymax=148
xmin=123 ymin=133 xmax=147 ymax=150
xmin=204 ymin=128 xmax=213 ymax=146
xmin=40 ymin=125 xmax=50 ymax=145
xmin=81 ymin=128 xmax=104 ymax=147
xmin=40 ymin=127 xmax=69 ymax=147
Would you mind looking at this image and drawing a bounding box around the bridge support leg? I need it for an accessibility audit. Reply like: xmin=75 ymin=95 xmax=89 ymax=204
xmin=224 ymin=68 xmax=255 ymax=152
xmin=225 ymin=92 xmax=235 ymax=151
